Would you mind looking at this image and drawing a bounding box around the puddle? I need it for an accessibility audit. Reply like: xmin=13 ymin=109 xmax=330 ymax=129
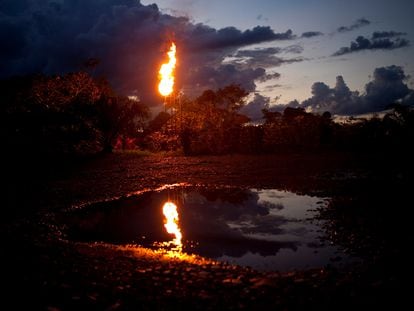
xmin=63 ymin=186 xmax=355 ymax=271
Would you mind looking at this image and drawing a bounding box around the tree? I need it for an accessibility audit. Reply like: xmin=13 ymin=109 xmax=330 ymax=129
xmin=1 ymin=72 xmax=150 ymax=155
xmin=97 ymin=94 xmax=149 ymax=153
xmin=216 ymin=84 xmax=249 ymax=112
xmin=142 ymin=85 xmax=250 ymax=154
xmin=262 ymin=109 xmax=282 ymax=124
xmin=4 ymin=72 xmax=102 ymax=154
xmin=179 ymin=85 xmax=250 ymax=154
xmin=283 ymin=107 xmax=307 ymax=120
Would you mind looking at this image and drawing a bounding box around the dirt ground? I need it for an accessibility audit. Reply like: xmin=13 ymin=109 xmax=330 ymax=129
xmin=2 ymin=151 xmax=410 ymax=310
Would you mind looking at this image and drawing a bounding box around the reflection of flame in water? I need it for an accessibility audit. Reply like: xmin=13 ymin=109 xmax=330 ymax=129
xmin=158 ymin=43 xmax=176 ymax=97
xmin=162 ymin=202 xmax=182 ymax=249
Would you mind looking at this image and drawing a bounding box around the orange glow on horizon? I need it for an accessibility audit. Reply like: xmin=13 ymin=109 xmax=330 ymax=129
xmin=158 ymin=43 xmax=177 ymax=97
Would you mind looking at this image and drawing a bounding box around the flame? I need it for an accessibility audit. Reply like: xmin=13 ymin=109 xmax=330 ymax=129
xmin=162 ymin=201 xmax=182 ymax=246
xmin=158 ymin=43 xmax=177 ymax=97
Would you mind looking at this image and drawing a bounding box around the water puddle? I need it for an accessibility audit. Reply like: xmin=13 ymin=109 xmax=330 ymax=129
xmin=63 ymin=185 xmax=354 ymax=271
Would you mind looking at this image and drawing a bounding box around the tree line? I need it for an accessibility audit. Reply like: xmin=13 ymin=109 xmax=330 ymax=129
xmin=2 ymin=71 xmax=413 ymax=157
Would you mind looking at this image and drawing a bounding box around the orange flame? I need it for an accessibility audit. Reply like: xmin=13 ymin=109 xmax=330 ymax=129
xmin=162 ymin=201 xmax=182 ymax=246
xmin=158 ymin=43 xmax=177 ymax=97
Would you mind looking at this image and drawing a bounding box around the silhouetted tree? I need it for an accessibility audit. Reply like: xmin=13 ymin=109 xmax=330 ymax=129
xmin=98 ymin=94 xmax=149 ymax=153
xmin=216 ymin=84 xmax=249 ymax=112
xmin=145 ymin=111 xmax=171 ymax=134
xmin=262 ymin=109 xmax=282 ymax=124
xmin=1 ymin=72 xmax=149 ymax=155
xmin=320 ymin=111 xmax=333 ymax=146
xmin=283 ymin=107 xmax=307 ymax=120
xmin=143 ymin=85 xmax=250 ymax=154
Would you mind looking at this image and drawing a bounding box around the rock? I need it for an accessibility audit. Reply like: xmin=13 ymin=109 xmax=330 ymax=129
xmin=105 ymin=301 xmax=122 ymax=310
xmin=222 ymin=277 xmax=242 ymax=285
xmin=250 ymin=277 xmax=273 ymax=288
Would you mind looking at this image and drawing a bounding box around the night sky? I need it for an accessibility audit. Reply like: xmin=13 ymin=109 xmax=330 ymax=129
xmin=1 ymin=0 xmax=413 ymax=118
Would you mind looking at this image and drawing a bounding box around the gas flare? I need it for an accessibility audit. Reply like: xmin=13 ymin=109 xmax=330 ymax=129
xmin=158 ymin=42 xmax=176 ymax=97
xmin=162 ymin=201 xmax=182 ymax=246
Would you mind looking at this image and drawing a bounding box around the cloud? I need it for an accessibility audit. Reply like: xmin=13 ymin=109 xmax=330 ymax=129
xmin=229 ymin=47 xmax=304 ymax=69
xmin=256 ymin=14 xmax=269 ymax=22
xmin=402 ymin=91 xmax=414 ymax=106
xmin=0 ymin=0 xmax=295 ymax=106
xmin=301 ymin=76 xmax=362 ymax=114
xmin=72 ymin=187 xmax=299 ymax=259
xmin=187 ymin=25 xmax=295 ymax=51
xmin=372 ymin=31 xmax=407 ymax=39
xmin=337 ymin=18 xmax=370 ymax=33
xmin=299 ymin=65 xmax=412 ymax=115
xmin=333 ymin=35 xmax=410 ymax=56
xmin=264 ymin=83 xmax=283 ymax=91
xmin=178 ymin=188 xmax=300 ymax=258
xmin=234 ymin=45 xmax=303 ymax=58
xmin=270 ymin=99 xmax=301 ymax=113
xmin=183 ymin=64 xmax=266 ymax=96
xmin=364 ymin=65 xmax=411 ymax=111
xmin=0 ymin=18 xmax=27 ymax=59
xmin=234 ymin=47 xmax=283 ymax=58
xmin=240 ymin=94 xmax=271 ymax=121
xmin=301 ymin=31 xmax=323 ymax=38
xmin=283 ymin=44 xmax=304 ymax=54
xmin=257 ymin=72 xmax=281 ymax=82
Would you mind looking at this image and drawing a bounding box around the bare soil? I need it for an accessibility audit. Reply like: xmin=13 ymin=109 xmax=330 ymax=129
xmin=2 ymin=152 xmax=410 ymax=310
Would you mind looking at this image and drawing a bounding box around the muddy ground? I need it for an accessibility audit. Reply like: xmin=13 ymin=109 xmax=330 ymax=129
xmin=2 ymin=151 xmax=411 ymax=310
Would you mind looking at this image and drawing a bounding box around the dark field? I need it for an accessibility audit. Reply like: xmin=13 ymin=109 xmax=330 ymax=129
xmin=2 ymin=152 xmax=411 ymax=310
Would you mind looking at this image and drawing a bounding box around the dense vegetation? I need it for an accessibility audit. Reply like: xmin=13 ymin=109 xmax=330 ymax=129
xmin=2 ymin=71 xmax=413 ymax=157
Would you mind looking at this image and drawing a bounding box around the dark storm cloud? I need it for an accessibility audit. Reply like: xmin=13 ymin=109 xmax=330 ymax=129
xmin=183 ymin=64 xmax=266 ymax=95
xmin=300 ymin=65 xmax=413 ymax=115
xmin=230 ymin=47 xmax=304 ymax=69
xmin=234 ymin=45 xmax=303 ymax=58
xmin=337 ymin=18 xmax=370 ymax=33
xmin=301 ymin=76 xmax=363 ymax=114
xmin=235 ymin=47 xmax=283 ymax=58
xmin=0 ymin=18 xmax=27 ymax=59
xmin=301 ymin=31 xmax=323 ymax=38
xmin=332 ymin=35 xmax=410 ymax=56
xmin=372 ymin=31 xmax=407 ymax=39
xmin=257 ymin=72 xmax=281 ymax=82
xmin=240 ymin=93 xmax=271 ymax=121
xmin=364 ymin=65 xmax=411 ymax=111
xmin=0 ymin=0 xmax=295 ymax=106
xmin=0 ymin=0 xmax=173 ymax=103
xmin=234 ymin=55 xmax=304 ymax=69
xmin=186 ymin=25 xmax=295 ymax=51
xmin=402 ymin=91 xmax=414 ymax=106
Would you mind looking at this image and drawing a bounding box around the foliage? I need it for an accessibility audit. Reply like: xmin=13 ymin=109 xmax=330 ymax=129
xmin=262 ymin=107 xmax=333 ymax=152
xmin=1 ymin=72 xmax=149 ymax=156
xmin=142 ymin=83 xmax=414 ymax=155
xmin=97 ymin=92 xmax=149 ymax=153
xmin=143 ymin=84 xmax=250 ymax=155
xmin=2 ymin=73 xmax=413 ymax=157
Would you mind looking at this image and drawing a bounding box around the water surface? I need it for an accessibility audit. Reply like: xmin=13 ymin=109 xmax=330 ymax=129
xmin=65 ymin=186 xmax=353 ymax=271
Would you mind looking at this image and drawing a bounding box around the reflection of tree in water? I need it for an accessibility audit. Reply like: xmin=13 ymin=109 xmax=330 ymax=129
xmin=180 ymin=187 xmax=299 ymax=258
xmin=200 ymin=187 xmax=254 ymax=205
xmin=65 ymin=187 xmax=302 ymax=259
xmin=187 ymin=236 xmax=298 ymax=258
